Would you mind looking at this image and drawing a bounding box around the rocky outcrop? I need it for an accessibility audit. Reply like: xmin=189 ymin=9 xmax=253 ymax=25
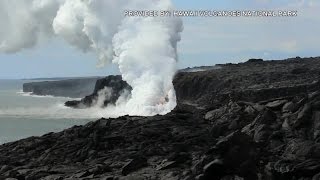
xmin=23 ymin=77 xmax=101 ymax=98
xmin=174 ymin=57 xmax=320 ymax=107
xmin=65 ymin=75 xmax=132 ymax=108
xmin=2 ymin=56 xmax=320 ymax=179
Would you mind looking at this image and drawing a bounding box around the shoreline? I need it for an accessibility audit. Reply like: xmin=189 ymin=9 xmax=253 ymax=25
xmin=1 ymin=57 xmax=320 ymax=179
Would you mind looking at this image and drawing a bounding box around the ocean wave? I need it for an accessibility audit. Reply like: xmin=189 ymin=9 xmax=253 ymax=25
xmin=16 ymin=90 xmax=81 ymax=100
xmin=3 ymin=91 xmax=135 ymax=120
xmin=0 ymin=100 xmax=143 ymax=120
xmin=0 ymin=103 xmax=100 ymax=119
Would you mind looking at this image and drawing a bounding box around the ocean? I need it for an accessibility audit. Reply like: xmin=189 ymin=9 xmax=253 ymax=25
xmin=0 ymin=80 xmax=100 ymax=144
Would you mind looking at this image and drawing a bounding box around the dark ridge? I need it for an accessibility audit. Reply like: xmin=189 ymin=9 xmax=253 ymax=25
xmin=65 ymin=75 xmax=132 ymax=108
xmin=246 ymin=58 xmax=264 ymax=63
xmin=23 ymin=77 xmax=101 ymax=98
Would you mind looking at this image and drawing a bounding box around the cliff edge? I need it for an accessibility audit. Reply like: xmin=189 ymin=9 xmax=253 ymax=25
xmin=23 ymin=77 xmax=101 ymax=98
xmin=2 ymin=57 xmax=320 ymax=179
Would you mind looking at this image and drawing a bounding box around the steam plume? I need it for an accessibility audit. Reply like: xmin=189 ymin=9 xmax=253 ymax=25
xmin=0 ymin=0 xmax=183 ymax=116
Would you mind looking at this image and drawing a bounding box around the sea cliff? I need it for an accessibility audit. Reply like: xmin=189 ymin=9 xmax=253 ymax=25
xmin=2 ymin=57 xmax=320 ymax=179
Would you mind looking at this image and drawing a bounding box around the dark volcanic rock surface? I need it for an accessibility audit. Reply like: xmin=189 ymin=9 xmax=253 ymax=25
xmin=174 ymin=57 xmax=320 ymax=108
xmin=23 ymin=77 xmax=101 ymax=98
xmin=65 ymin=75 xmax=132 ymax=108
xmin=2 ymin=57 xmax=320 ymax=179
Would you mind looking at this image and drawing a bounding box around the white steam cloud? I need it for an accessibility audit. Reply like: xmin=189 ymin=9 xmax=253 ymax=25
xmin=0 ymin=0 xmax=183 ymax=116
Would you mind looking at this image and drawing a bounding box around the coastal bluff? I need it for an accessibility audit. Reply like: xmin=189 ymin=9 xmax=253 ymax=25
xmin=3 ymin=56 xmax=320 ymax=179
xmin=23 ymin=77 xmax=101 ymax=98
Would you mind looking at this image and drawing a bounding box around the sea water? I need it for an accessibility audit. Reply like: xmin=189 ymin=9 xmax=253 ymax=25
xmin=0 ymin=79 xmax=99 ymax=144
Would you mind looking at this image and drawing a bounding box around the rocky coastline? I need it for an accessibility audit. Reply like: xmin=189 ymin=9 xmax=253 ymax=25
xmin=2 ymin=57 xmax=320 ymax=179
xmin=23 ymin=77 xmax=101 ymax=98
xmin=64 ymin=75 xmax=131 ymax=108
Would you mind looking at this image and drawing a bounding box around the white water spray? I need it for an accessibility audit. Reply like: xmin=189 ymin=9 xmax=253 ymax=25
xmin=0 ymin=0 xmax=183 ymax=116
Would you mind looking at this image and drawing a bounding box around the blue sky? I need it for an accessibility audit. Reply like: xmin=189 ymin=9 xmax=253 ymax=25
xmin=1 ymin=0 xmax=320 ymax=79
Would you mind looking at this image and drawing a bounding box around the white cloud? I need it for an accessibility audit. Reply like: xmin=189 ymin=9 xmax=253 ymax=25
xmin=255 ymin=0 xmax=271 ymax=3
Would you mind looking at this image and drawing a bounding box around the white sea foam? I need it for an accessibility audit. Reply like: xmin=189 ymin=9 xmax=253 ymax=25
xmin=16 ymin=90 xmax=81 ymax=100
